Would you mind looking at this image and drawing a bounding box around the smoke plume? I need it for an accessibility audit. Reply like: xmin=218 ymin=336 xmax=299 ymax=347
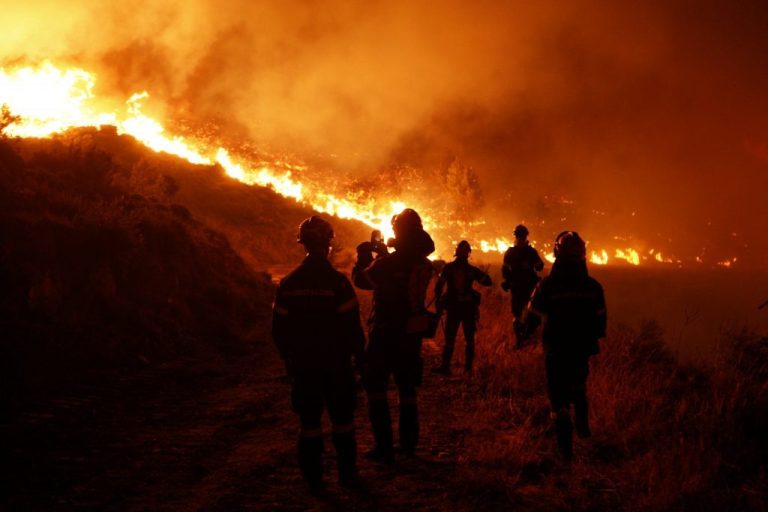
xmin=3 ymin=0 xmax=767 ymax=264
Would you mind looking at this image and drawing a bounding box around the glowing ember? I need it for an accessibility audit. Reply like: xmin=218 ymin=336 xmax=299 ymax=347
xmin=716 ymin=257 xmax=738 ymax=268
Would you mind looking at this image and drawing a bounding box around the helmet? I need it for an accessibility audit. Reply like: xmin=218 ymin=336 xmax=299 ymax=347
xmin=297 ymin=216 xmax=334 ymax=246
xmin=554 ymin=231 xmax=586 ymax=260
xmin=391 ymin=208 xmax=423 ymax=236
xmin=455 ymin=240 xmax=471 ymax=257
xmin=513 ymin=224 xmax=529 ymax=238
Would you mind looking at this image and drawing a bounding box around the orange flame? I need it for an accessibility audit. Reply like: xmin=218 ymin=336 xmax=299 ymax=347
xmin=615 ymin=248 xmax=640 ymax=266
xmin=0 ymin=62 xmax=733 ymax=267
xmin=590 ymin=250 xmax=609 ymax=265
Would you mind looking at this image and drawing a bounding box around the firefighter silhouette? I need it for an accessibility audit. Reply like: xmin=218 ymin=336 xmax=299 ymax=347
xmin=524 ymin=231 xmax=607 ymax=461
xmin=501 ymin=224 xmax=544 ymax=347
xmin=353 ymin=208 xmax=435 ymax=461
xmin=272 ymin=216 xmax=366 ymax=492
xmin=433 ymin=240 xmax=492 ymax=375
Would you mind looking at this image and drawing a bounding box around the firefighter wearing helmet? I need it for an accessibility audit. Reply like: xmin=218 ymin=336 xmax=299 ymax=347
xmin=272 ymin=216 xmax=366 ymax=492
xmin=501 ymin=224 xmax=545 ymax=347
xmin=433 ymin=240 xmax=492 ymax=375
xmin=352 ymin=208 xmax=435 ymax=461
xmin=523 ymin=231 xmax=607 ymax=461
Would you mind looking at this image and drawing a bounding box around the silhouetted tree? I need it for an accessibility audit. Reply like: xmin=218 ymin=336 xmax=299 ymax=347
xmin=0 ymin=105 xmax=20 ymax=136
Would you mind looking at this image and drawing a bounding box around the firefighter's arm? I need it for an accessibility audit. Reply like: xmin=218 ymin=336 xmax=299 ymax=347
xmin=352 ymin=242 xmax=375 ymax=290
xmin=433 ymin=274 xmax=446 ymax=316
xmin=476 ymin=265 xmax=492 ymax=287
xmin=407 ymin=260 xmax=434 ymax=315
xmin=434 ymin=272 xmax=446 ymax=302
xmin=337 ymin=278 xmax=367 ymax=371
xmin=595 ymin=283 xmax=607 ymax=339
xmin=532 ymin=249 xmax=544 ymax=272
xmin=271 ymin=288 xmax=295 ymax=376
xmin=501 ymin=249 xmax=513 ymax=290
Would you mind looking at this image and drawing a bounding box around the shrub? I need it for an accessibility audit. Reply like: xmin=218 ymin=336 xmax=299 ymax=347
xmin=449 ymin=290 xmax=767 ymax=511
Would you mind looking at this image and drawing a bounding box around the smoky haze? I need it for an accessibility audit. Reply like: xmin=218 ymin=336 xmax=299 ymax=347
xmin=3 ymin=0 xmax=767 ymax=265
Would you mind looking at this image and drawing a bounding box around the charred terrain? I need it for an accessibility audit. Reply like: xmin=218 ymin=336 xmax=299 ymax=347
xmin=2 ymin=133 xmax=767 ymax=510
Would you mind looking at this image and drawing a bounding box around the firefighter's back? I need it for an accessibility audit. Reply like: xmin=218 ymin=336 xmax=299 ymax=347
xmin=276 ymin=256 xmax=357 ymax=369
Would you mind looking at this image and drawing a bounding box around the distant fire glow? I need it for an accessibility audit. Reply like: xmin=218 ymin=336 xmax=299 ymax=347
xmin=0 ymin=62 xmax=735 ymax=266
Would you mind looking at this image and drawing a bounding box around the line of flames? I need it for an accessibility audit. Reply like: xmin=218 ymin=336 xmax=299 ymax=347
xmin=0 ymin=62 xmax=406 ymax=241
xmin=0 ymin=62 xmax=708 ymax=266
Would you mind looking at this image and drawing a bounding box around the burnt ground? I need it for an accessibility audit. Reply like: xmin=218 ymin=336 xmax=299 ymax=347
xmin=2 ymin=339 xmax=475 ymax=511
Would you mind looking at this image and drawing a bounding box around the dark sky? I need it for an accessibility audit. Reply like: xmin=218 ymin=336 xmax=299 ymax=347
xmin=3 ymin=0 xmax=768 ymax=263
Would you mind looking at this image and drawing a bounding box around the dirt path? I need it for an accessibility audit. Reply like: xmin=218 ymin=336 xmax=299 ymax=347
xmin=3 ymin=339 xmax=479 ymax=511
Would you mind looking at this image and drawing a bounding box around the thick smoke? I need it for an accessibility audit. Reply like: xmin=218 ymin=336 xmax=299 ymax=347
xmin=3 ymin=1 xmax=767 ymax=264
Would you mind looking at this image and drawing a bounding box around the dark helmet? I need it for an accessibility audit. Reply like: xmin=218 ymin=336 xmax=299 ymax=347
xmin=297 ymin=216 xmax=334 ymax=246
xmin=455 ymin=240 xmax=471 ymax=257
xmin=513 ymin=224 xmax=529 ymax=238
xmin=554 ymin=231 xmax=586 ymax=260
xmin=391 ymin=208 xmax=423 ymax=237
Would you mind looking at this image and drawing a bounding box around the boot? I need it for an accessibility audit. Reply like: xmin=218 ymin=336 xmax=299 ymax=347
xmin=440 ymin=341 xmax=455 ymax=373
xmin=513 ymin=320 xmax=524 ymax=348
xmin=465 ymin=339 xmax=475 ymax=374
xmin=553 ymin=409 xmax=573 ymax=461
xmin=398 ymin=399 xmax=419 ymax=456
xmin=298 ymin=436 xmax=324 ymax=491
xmin=366 ymin=397 xmax=394 ymax=462
xmin=332 ymin=430 xmax=358 ymax=486
xmin=574 ymin=397 xmax=591 ymax=438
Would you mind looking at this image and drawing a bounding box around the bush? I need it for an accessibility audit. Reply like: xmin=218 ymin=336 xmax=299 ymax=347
xmin=0 ymin=133 xmax=273 ymax=407
xmin=450 ymin=288 xmax=768 ymax=511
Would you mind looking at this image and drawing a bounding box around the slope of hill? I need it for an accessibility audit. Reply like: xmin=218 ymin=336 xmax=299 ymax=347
xmin=0 ymin=129 xmax=366 ymax=406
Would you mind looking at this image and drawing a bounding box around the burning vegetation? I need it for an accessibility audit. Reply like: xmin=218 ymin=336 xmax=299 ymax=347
xmin=0 ymin=62 xmax=753 ymax=267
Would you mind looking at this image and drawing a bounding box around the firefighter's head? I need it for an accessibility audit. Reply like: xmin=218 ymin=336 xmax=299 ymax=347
xmin=391 ymin=208 xmax=423 ymax=239
xmin=554 ymin=231 xmax=586 ymax=261
xmin=455 ymin=240 xmax=471 ymax=259
xmin=514 ymin=224 xmax=529 ymax=242
xmin=297 ymin=216 xmax=334 ymax=255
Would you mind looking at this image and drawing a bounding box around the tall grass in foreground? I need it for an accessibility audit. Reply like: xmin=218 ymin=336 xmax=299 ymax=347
xmin=451 ymin=287 xmax=767 ymax=511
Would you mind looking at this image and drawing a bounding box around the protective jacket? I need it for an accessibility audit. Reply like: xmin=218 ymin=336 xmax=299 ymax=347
xmin=502 ymin=242 xmax=544 ymax=290
xmin=353 ymin=230 xmax=434 ymax=331
xmin=272 ymin=254 xmax=365 ymax=369
xmin=528 ymin=259 xmax=607 ymax=356
xmin=435 ymin=258 xmax=492 ymax=311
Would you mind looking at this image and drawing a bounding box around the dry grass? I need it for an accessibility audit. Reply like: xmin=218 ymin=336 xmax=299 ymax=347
xmin=445 ymin=286 xmax=768 ymax=511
